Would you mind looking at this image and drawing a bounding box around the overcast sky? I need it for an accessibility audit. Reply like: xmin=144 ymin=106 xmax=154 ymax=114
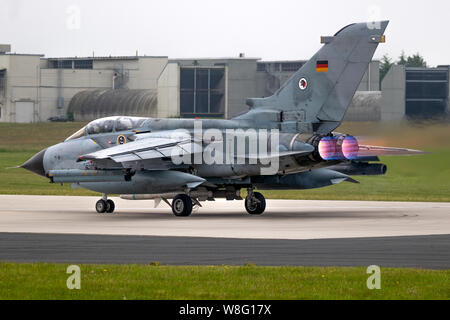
xmin=1 ymin=0 xmax=449 ymax=66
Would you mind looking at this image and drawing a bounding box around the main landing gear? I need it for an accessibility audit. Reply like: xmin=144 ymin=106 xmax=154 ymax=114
xmin=168 ymin=189 xmax=267 ymax=217
xmin=96 ymin=194 xmax=115 ymax=214
xmin=95 ymin=190 xmax=267 ymax=216
xmin=245 ymin=189 xmax=266 ymax=215
xmin=171 ymin=194 xmax=193 ymax=217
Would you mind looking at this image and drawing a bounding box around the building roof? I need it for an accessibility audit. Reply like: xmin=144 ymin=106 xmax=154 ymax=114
xmin=45 ymin=55 xmax=167 ymax=61
xmin=0 ymin=53 xmax=44 ymax=57
xmin=257 ymin=59 xmax=307 ymax=64
xmin=170 ymin=57 xmax=261 ymax=62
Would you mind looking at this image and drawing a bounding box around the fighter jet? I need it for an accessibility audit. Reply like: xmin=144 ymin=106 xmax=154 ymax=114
xmin=21 ymin=21 xmax=423 ymax=216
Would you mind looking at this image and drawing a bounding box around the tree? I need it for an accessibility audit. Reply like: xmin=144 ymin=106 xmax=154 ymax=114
xmin=379 ymin=54 xmax=394 ymax=83
xmin=406 ymin=53 xmax=427 ymax=68
xmin=397 ymin=51 xmax=427 ymax=68
xmin=398 ymin=51 xmax=407 ymax=65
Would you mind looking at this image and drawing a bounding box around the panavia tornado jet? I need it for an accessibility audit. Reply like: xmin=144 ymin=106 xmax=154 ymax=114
xmin=22 ymin=21 xmax=423 ymax=216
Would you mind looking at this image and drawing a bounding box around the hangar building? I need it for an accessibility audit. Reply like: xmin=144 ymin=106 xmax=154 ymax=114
xmin=0 ymin=43 xmax=448 ymax=123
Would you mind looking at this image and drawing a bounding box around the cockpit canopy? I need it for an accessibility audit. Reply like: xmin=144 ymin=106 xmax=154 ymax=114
xmin=65 ymin=116 xmax=149 ymax=141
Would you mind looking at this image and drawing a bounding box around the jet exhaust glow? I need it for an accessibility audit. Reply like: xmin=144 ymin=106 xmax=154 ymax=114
xmin=318 ymin=136 xmax=337 ymax=160
xmin=342 ymin=136 xmax=359 ymax=159
xmin=318 ymin=135 xmax=360 ymax=160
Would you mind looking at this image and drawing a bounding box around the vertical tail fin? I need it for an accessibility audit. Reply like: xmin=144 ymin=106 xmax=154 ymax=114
xmin=244 ymin=21 xmax=389 ymax=134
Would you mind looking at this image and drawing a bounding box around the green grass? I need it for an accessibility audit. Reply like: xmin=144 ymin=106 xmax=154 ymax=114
xmin=0 ymin=121 xmax=449 ymax=200
xmin=0 ymin=122 xmax=87 ymax=152
xmin=0 ymin=122 xmax=97 ymax=196
xmin=1 ymin=123 xmax=448 ymax=300
xmin=0 ymin=263 xmax=448 ymax=300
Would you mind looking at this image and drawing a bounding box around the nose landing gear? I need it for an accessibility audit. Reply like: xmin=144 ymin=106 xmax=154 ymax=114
xmin=96 ymin=194 xmax=115 ymax=214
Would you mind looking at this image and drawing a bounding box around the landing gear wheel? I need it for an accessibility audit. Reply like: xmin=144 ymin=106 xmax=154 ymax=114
xmin=106 ymin=200 xmax=115 ymax=213
xmin=172 ymin=194 xmax=193 ymax=217
xmin=96 ymin=199 xmax=107 ymax=214
xmin=245 ymin=192 xmax=266 ymax=215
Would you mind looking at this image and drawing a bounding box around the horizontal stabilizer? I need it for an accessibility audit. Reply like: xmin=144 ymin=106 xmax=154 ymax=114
xmin=357 ymin=145 xmax=427 ymax=157
xmin=342 ymin=176 xmax=359 ymax=184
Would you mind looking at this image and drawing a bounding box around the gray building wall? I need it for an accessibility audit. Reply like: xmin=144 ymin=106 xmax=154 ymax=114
xmin=2 ymin=42 xmax=446 ymax=123
xmin=0 ymin=51 xmax=403 ymax=123
xmin=255 ymin=61 xmax=306 ymax=97
xmin=380 ymin=64 xmax=406 ymax=121
xmin=39 ymin=68 xmax=115 ymax=121
xmin=345 ymin=91 xmax=381 ymax=121
xmin=169 ymin=59 xmax=380 ymax=119
xmin=0 ymin=54 xmax=43 ymax=123
xmin=0 ymin=52 xmax=168 ymax=122
xmin=157 ymin=63 xmax=180 ymax=118
xmin=357 ymin=61 xmax=380 ymax=91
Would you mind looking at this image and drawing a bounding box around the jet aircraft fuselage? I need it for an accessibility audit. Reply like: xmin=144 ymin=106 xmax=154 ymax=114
xmin=22 ymin=21 xmax=422 ymax=216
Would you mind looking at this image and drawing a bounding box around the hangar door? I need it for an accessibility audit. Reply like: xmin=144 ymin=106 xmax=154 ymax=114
xmin=180 ymin=67 xmax=226 ymax=118
xmin=15 ymin=101 xmax=34 ymax=123
xmin=405 ymin=68 xmax=449 ymax=119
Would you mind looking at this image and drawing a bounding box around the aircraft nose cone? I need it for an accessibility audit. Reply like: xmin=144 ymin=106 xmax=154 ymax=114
xmin=21 ymin=148 xmax=47 ymax=177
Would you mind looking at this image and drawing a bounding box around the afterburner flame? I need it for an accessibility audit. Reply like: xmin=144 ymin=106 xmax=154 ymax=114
xmin=318 ymin=137 xmax=337 ymax=160
xmin=318 ymin=135 xmax=360 ymax=160
xmin=342 ymin=136 xmax=360 ymax=159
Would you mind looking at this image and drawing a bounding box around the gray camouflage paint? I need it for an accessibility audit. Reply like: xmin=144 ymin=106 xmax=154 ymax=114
xmin=22 ymin=21 xmax=389 ymax=196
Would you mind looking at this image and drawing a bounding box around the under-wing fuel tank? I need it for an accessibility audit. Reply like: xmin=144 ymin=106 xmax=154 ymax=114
xmin=251 ymin=168 xmax=358 ymax=190
xmin=76 ymin=170 xmax=205 ymax=195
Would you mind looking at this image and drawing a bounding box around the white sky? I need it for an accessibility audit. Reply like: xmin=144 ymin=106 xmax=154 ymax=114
xmin=1 ymin=0 xmax=449 ymax=66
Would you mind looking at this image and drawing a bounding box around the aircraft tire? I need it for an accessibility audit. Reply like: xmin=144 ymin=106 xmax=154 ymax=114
xmin=172 ymin=194 xmax=193 ymax=217
xmin=96 ymin=199 xmax=107 ymax=214
xmin=106 ymin=200 xmax=115 ymax=213
xmin=245 ymin=192 xmax=266 ymax=215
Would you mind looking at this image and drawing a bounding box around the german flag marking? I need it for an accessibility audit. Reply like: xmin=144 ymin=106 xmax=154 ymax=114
xmin=316 ymin=60 xmax=329 ymax=72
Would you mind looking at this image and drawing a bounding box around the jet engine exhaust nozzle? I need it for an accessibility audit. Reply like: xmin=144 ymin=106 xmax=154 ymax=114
xmin=318 ymin=136 xmax=360 ymax=160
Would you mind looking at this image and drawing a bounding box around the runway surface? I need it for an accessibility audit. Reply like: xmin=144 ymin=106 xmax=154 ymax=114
xmin=0 ymin=195 xmax=449 ymax=239
xmin=1 ymin=233 xmax=448 ymax=269
xmin=0 ymin=195 xmax=449 ymax=268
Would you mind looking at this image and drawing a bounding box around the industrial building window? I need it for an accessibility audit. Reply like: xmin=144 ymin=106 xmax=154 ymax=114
xmin=281 ymin=62 xmax=304 ymax=72
xmin=50 ymin=60 xmax=73 ymax=69
xmin=180 ymin=69 xmax=195 ymax=113
xmin=257 ymin=63 xmax=266 ymax=72
xmin=180 ymin=67 xmax=225 ymax=118
xmin=405 ymin=71 xmax=447 ymax=81
xmin=0 ymin=69 xmax=5 ymax=97
xmin=405 ymin=69 xmax=448 ymax=119
xmin=74 ymin=60 xmax=93 ymax=69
